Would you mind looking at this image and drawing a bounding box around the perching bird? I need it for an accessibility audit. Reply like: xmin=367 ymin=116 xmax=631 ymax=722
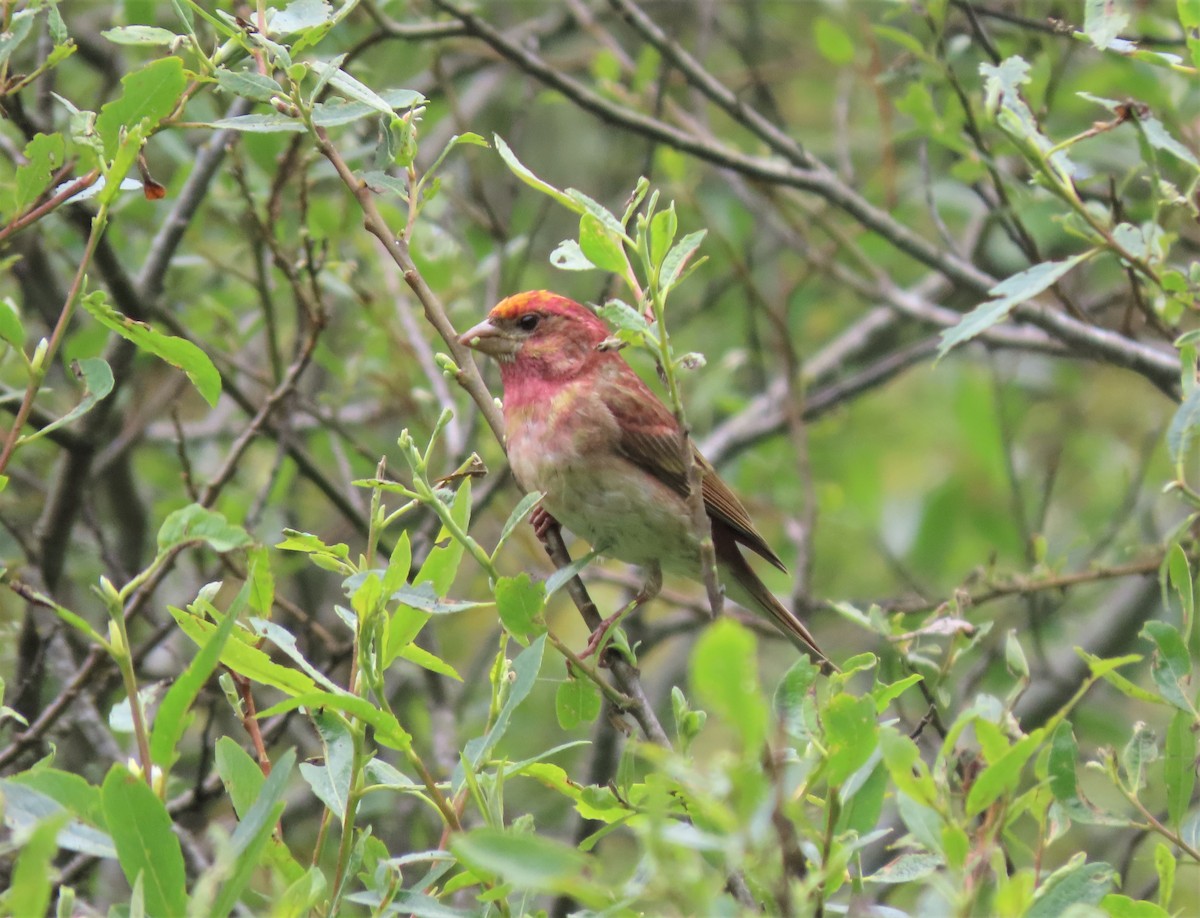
xmin=459 ymin=290 xmax=830 ymax=672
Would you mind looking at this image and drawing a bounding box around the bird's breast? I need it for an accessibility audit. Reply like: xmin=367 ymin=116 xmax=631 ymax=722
xmin=505 ymin=400 xmax=698 ymax=570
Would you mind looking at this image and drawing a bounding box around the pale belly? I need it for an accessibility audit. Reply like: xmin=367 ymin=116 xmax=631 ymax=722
xmin=508 ymin=428 xmax=700 ymax=573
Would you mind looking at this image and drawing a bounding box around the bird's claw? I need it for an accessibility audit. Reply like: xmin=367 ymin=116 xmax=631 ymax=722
xmin=530 ymin=505 xmax=560 ymax=541
xmin=581 ymin=609 xmax=625 ymax=662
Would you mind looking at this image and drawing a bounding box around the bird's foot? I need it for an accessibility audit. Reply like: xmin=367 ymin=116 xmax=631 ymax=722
xmin=581 ymin=563 xmax=662 ymax=661
xmin=581 ymin=606 xmax=632 ymax=661
xmin=530 ymin=505 xmax=560 ymax=541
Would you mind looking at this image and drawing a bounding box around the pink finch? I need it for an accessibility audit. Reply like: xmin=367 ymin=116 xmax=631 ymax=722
xmin=459 ymin=290 xmax=829 ymax=671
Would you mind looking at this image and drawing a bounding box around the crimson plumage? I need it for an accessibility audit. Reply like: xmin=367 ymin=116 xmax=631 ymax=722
xmin=459 ymin=290 xmax=829 ymax=670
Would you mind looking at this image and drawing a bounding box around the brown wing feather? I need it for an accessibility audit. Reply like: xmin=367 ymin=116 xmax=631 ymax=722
xmin=598 ymin=362 xmax=786 ymax=571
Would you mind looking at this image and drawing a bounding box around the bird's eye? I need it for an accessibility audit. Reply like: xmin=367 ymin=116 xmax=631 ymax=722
xmin=517 ymin=313 xmax=540 ymax=332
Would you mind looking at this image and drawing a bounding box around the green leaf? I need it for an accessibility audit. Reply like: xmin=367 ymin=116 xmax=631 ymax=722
xmin=814 ymin=15 xmax=855 ymax=64
xmin=660 ymin=230 xmax=706 ymax=289
xmin=866 ymin=852 xmax=943 ymax=884
xmin=980 ymin=56 xmax=1076 ymax=181
xmin=276 ymin=529 xmax=350 ymax=559
xmin=1119 ymin=721 xmax=1157 ymax=791
xmin=215 ymin=68 xmax=284 ymax=103
xmin=308 ymin=61 xmax=408 ymax=121
xmin=1138 ymin=116 xmax=1200 ymax=170
xmin=774 ymin=655 xmax=818 ymax=735
xmin=381 ymin=530 xmax=412 ymax=598
xmin=82 ymin=291 xmax=222 ymax=406
xmin=1048 ymin=721 xmax=1080 ymax=804
xmin=7 ymin=768 xmax=105 ymax=828
xmin=101 ymin=763 xmax=188 ymax=918
xmin=18 ymin=357 xmax=113 ymax=445
xmin=895 ymin=793 xmax=943 ymax=855
xmin=204 ymin=112 xmax=306 ymax=133
xmin=495 ymin=573 xmax=546 ymax=643
xmin=555 ymin=676 xmax=601 ymax=730
xmin=689 ymin=619 xmax=767 ymax=752
xmin=1166 ymin=542 xmax=1195 ymax=642
xmin=13 ymin=132 xmax=65 ymax=215
xmin=246 ymin=545 xmax=275 ymax=618
xmin=879 ymin=727 xmax=938 ymax=805
xmin=1155 ymin=843 xmax=1176 ymax=910
xmin=1182 ymin=0 xmax=1200 ymax=67
xmin=150 ymin=599 xmax=238 ymax=769
xmin=269 ymin=0 xmax=332 ymax=33
xmin=215 ymin=737 xmax=265 ymax=819
xmin=647 ymin=203 xmax=677 ymax=265
xmin=544 ymin=550 xmax=598 ymax=596
xmin=157 ymin=503 xmax=251 ymax=553
xmin=1168 ymin=385 xmax=1200 ymax=472
xmin=170 ymin=606 xmax=318 ymax=697
xmin=839 ymin=762 xmax=888 ymax=837
xmin=598 ymin=298 xmax=651 ymax=337
xmin=459 ymin=635 xmax=547 ymax=782
xmin=211 ymin=748 xmax=295 ymax=918
xmin=1100 ymin=894 xmax=1169 ymax=918
xmin=549 ymin=239 xmax=596 ymax=271
xmin=395 ymin=642 xmax=462 ymax=680
xmin=298 ymin=711 xmax=352 ymax=820
xmin=0 ymin=10 xmax=35 ymax=69
xmin=939 ymin=252 xmax=1093 ymax=357
xmin=1083 ymin=0 xmax=1129 ymax=50
xmin=250 ymin=617 xmax=343 ymax=692
xmin=578 ymin=212 xmax=627 ymax=274
xmin=256 ymin=691 xmax=411 ymax=751
xmin=5 ymin=812 xmax=69 ymax=918
xmin=517 ymin=762 xmax=629 ymax=824
xmin=493 ymin=134 xmax=580 ymax=213
xmin=100 ymin=26 xmax=180 ymax=46
xmin=966 ymin=729 xmax=1044 ymax=815
xmin=0 ymin=297 xmax=24 ymax=349
xmin=451 ymin=827 xmax=587 ymax=891
xmin=1140 ymin=621 xmax=1193 ymax=711
xmin=1164 ymin=708 xmax=1197 ymax=830
xmin=95 ymin=57 xmax=187 ymax=158
xmin=872 ymin=673 xmax=922 ymax=713
xmin=494 ymin=491 xmax=542 ymax=557
xmin=0 ymin=781 xmax=114 ymax=857
xmin=823 ymin=693 xmax=878 ymax=786
xmin=1026 ymin=858 xmax=1115 ymax=918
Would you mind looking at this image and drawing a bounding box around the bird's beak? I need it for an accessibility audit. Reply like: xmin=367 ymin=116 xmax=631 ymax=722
xmin=458 ymin=318 xmax=520 ymax=359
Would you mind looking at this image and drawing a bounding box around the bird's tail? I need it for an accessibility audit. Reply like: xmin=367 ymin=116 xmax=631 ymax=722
xmin=720 ymin=544 xmax=836 ymax=675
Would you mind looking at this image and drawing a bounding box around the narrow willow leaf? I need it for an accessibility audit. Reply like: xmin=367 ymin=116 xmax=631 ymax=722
xmin=101 ymin=764 xmax=188 ymax=918
xmin=939 ymin=252 xmax=1092 ymax=357
xmin=83 ymin=292 xmax=222 ymax=406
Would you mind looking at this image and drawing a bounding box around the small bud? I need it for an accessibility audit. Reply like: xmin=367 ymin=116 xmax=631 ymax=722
xmin=98 ymin=575 xmax=121 ymax=607
xmin=195 ymin=581 xmax=222 ymax=604
xmin=30 ymin=337 xmax=48 ymax=372
xmin=435 ymin=353 xmax=459 ymax=376
xmin=150 ymin=764 xmax=166 ymax=797
xmin=219 ymin=672 xmax=245 ymax=718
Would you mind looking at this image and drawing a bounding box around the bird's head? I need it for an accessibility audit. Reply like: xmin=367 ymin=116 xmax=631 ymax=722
xmin=458 ymin=290 xmax=612 ymax=382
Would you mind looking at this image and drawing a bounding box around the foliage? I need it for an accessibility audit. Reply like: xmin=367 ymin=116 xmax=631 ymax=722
xmin=0 ymin=1 xmax=1197 ymax=915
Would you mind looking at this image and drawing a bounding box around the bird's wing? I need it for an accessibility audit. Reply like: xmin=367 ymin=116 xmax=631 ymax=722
xmin=600 ymin=365 xmax=787 ymax=571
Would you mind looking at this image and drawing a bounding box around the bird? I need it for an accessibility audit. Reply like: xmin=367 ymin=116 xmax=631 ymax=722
xmin=458 ymin=290 xmax=831 ymax=672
